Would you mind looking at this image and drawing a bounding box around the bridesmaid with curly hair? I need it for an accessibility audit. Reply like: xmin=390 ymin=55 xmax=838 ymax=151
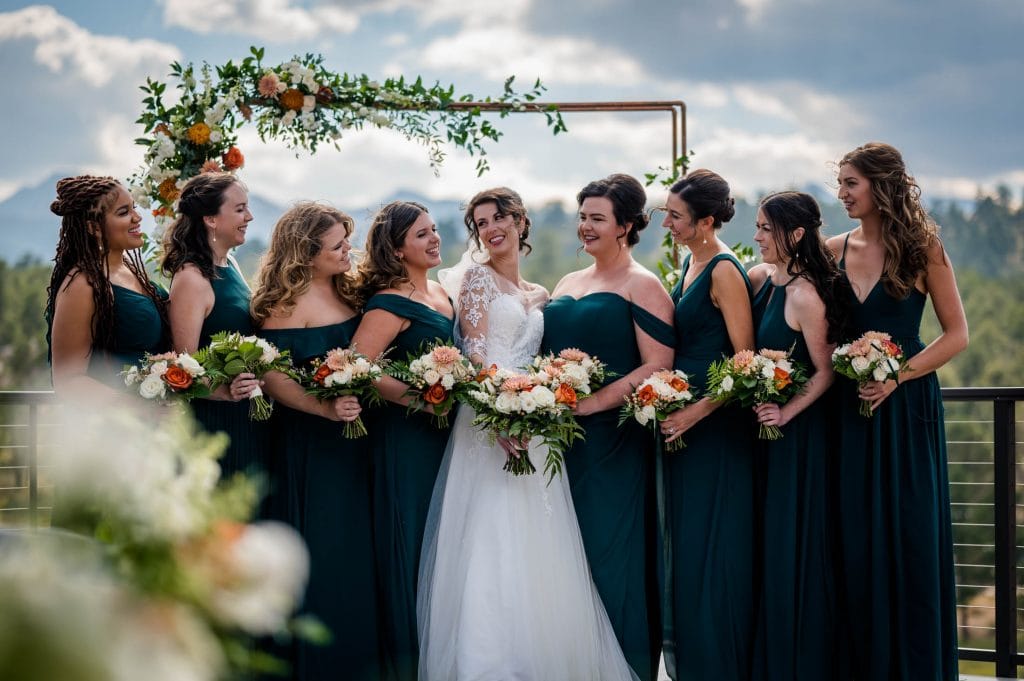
xmin=350 ymin=200 xmax=455 ymax=681
xmin=45 ymin=175 xmax=168 ymax=399
xmin=160 ymin=172 xmax=265 ymax=480
xmin=827 ymin=142 xmax=968 ymax=681
xmin=252 ymin=202 xmax=378 ymax=681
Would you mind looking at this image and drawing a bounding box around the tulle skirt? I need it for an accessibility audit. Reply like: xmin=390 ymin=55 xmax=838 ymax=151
xmin=417 ymin=407 xmax=638 ymax=681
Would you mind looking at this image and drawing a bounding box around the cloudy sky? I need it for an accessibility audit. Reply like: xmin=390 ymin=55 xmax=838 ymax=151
xmin=1 ymin=0 xmax=1021 ymax=212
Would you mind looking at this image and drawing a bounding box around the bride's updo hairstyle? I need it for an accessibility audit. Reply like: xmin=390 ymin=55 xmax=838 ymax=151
xmin=462 ymin=187 xmax=532 ymax=255
xmin=576 ymin=173 xmax=649 ymax=246
xmin=354 ymin=200 xmax=429 ymax=306
xmin=669 ymin=168 xmax=736 ymax=229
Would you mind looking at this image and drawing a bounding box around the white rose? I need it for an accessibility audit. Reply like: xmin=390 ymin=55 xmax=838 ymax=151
xmin=441 ymin=373 xmax=455 ymax=390
xmin=177 ymin=354 xmax=204 ymax=376
xmin=776 ymin=359 xmax=792 ymax=373
xmin=761 ymin=363 xmax=776 ymax=379
xmin=834 ymin=345 xmax=849 ymax=357
xmin=281 ymin=110 xmax=297 ymax=126
xmin=423 ymin=369 xmax=441 ymax=386
xmin=150 ymin=360 xmax=169 ymax=377
xmin=123 ymin=366 xmax=139 ymax=386
xmin=639 ymin=405 xmax=656 ymax=425
xmin=887 ymin=357 xmax=901 ymax=373
xmin=851 ymin=356 xmax=871 ymax=375
xmin=531 ymin=385 xmax=555 ymax=408
xmin=872 ymin=366 xmax=890 ymax=382
xmin=720 ymin=375 xmax=734 ymax=393
xmin=354 ymin=357 xmax=370 ymax=372
xmin=519 ymin=393 xmax=537 ymax=413
xmin=139 ymin=374 xmax=166 ymax=400
xmin=494 ymin=392 xmax=516 ymax=414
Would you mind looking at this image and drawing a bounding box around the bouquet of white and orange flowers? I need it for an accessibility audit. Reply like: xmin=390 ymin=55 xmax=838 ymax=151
xmin=529 ymin=347 xmax=608 ymax=409
xmin=296 ymin=347 xmax=386 ymax=438
xmin=387 ymin=341 xmax=477 ymax=428
xmin=123 ymin=351 xmax=211 ymax=404
xmin=195 ymin=332 xmax=292 ymax=421
xmin=706 ymin=348 xmax=809 ymax=440
xmin=832 ymin=330 xmax=907 ymax=417
xmin=619 ymin=369 xmax=699 ymax=451
xmin=463 ymin=365 xmax=584 ymax=482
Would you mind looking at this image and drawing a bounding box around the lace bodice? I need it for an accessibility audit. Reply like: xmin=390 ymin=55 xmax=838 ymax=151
xmin=455 ymin=264 xmax=546 ymax=368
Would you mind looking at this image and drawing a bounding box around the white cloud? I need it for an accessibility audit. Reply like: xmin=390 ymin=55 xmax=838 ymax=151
xmin=0 ymin=5 xmax=179 ymax=87
xmin=161 ymin=0 xmax=359 ymax=41
xmin=414 ymin=26 xmax=646 ymax=84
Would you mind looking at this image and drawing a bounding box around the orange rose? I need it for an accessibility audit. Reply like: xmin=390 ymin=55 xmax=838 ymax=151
xmin=882 ymin=339 xmax=901 ymax=357
xmin=475 ymin=364 xmax=498 ymax=382
xmin=313 ymin=364 xmax=332 ymax=385
xmin=773 ymin=367 xmax=792 ymax=390
xmin=423 ymin=383 xmax=448 ymax=405
xmin=280 ymin=88 xmax=305 ymax=111
xmin=637 ymin=384 xmax=657 ymax=406
xmin=162 ymin=365 xmax=194 ymax=390
xmin=222 ymin=146 xmax=245 ymax=171
xmin=669 ymin=376 xmax=689 ymax=392
xmin=554 ymin=383 xmax=578 ymax=409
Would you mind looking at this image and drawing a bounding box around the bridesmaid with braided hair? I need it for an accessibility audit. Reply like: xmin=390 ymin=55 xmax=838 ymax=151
xmin=160 ymin=172 xmax=266 ymax=481
xmin=45 ymin=175 xmax=168 ymax=399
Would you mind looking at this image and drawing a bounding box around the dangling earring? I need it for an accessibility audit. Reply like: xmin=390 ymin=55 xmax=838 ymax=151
xmin=212 ymin=227 xmax=217 ymax=243
xmin=702 ymin=236 xmax=708 ymax=245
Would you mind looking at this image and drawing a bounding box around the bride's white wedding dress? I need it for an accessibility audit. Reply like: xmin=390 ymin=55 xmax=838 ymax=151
xmin=417 ymin=260 xmax=637 ymax=681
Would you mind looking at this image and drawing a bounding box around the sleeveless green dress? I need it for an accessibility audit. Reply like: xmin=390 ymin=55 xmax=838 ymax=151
xmin=751 ymin=278 xmax=836 ymax=680
xmin=362 ymin=293 xmax=455 ymax=681
xmin=258 ymin=319 xmax=378 ymax=681
xmin=665 ymin=253 xmax=755 ymax=680
xmin=834 ymin=236 xmax=958 ymax=680
xmin=189 ymin=264 xmax=269 ymax=482
xmin=87 ymin=284 xmax=168 ymax=387
xmin=541 ymin=292 xmax=675 ymax=681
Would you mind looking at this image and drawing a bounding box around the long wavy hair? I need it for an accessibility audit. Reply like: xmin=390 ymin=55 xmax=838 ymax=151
xmin=759 ymin=191 xmax=855 ymax=344
xmin=576 ymin=173 xmax=650 ymax=246
xmin=353 ymin=200 xmax=429 ymax=306
xmin=463 ymin=187 xmax=532 ymax=255
xmin=251 ymin=202 xmax=358 ymax=322
xmin=45 ymin=175 xmax=167 ymax=353
xmin=840 ymin=142 xmax=940 ymax=299
xmin=160 ymin=172 xmax=242 ymax=280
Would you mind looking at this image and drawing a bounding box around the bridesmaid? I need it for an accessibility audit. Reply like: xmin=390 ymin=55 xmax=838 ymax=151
xmin=540 ymin=173 xmax=675 ymax=681
xmin=45 ymin=175 xmax=168 ymax=399
xmin=657 ymin=168 xmax=756 ymax=680
xmin=251 ymin=202 xmax=377 ymax=680
xmin=746 ymin=191 xmax=852 ymax=680
xmin=160 ymin=172 xmax=265 ymax=480
xmin=350 ymin=200 xmax=455 ymax=681
xmin=827 ymin=142 xmax=968 ymax=680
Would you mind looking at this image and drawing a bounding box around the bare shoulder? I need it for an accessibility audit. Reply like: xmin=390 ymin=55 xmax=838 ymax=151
xmin=926 ymin=235 xmax=952 ymax=266
xmin=710 ymin=256 xmax=748 ymax=285
xmin=58 ymin=269 xmax=94 ymax=299
xmin=746 ymin=263 xmax=773 ymax=293
xmin=550 ymin=267 xmax=585 ymax=297
xmin=788 ymin=277 xmax=825 ymax=313
xmin=171 ymin=264 xmax=212 ymax=293
xmin=825 ymin=231 xmax=851 ymax=258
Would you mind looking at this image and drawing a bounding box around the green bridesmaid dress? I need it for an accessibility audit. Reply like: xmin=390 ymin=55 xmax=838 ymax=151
xmin=751 ymin=277 xmax=835 ymax=680
xmin=258 ymin=319 xmax=378 ymax=681
xmin=189 ymin=264 xmax=269 ymax=482
xmin=834 ymin=235 xmax=958 ymax=680
xmin=363 ymin=293 xmax=455 ymax=681
xmin=541 ymin=292 xmax=675 ymax=681
xmin=664 ymin=253 xmax=755 ymax=680
xmin=47 ymin=283 xmax=168 ymax=388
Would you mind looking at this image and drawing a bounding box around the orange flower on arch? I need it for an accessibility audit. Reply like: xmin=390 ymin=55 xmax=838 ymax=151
xmin=280 ymin=88 xmax=305 ymax=111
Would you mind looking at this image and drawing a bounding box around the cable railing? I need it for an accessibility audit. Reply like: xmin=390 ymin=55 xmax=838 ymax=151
xmin=2 ymin=387 xmax=1023 ymax=676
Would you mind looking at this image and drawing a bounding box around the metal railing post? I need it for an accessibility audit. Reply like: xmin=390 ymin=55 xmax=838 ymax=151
xmin=993 ymin=396 xmax=1018 ymax=677
xmin=27 ymin=402 xmax=38 ymax=529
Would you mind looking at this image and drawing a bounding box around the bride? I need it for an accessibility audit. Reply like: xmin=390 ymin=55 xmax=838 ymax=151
xmin=417 ymin=187 xmax=637 ymax=680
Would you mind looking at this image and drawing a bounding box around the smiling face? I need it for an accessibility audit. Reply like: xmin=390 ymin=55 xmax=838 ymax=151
xmin=205 ymin=182 xmax=252 ymax=249
xmin=397 ymin=211 xmax=441 ymax=271
xmin=472 ymin=201 xmax=520 ymax=259
xmin=98 ymin=185 xmax=143 ymax=252
xmin=661 ymin=192 xmax=700 ymax=246
xmin=753 ymin=207 xmax=783 ymax=265
xmin=578 ymin=196 xmax=626 ymax=256
xmin=837 ymin=163 xmax=878 ymax=221
xmin=311 ymin=221 xmax=352 ymax=276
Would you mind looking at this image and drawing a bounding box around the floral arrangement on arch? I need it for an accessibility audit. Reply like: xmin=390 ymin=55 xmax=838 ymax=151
xmin=130 ymin=46 xmax=566 ymax=229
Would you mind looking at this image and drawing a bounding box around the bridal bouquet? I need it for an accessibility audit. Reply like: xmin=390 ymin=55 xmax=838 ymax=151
xmin=195 ymin=331 xmax=292 ymax=421
xmin=122 ymin=351 xmax=211 ymax=403
xmin=619 ymin=369 xmax=699 ymax=451
xmin=297 ymin=347 xmax=386 ymax=438
xmin=706 ymin=348 xmax=809 ymax=440
xmin=463 ymin=365 xmax=584 ymax=482
xmin=387 ymin=341 xmax=476 ymax=428
xmin=530 ymin=347 xmax=608 ymax=408
xmin=832 ymin=330 xmax=907 ymax=417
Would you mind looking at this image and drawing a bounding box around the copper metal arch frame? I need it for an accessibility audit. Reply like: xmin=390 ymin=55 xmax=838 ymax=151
xmin=447 ymin=100 xmax=688 ymax=176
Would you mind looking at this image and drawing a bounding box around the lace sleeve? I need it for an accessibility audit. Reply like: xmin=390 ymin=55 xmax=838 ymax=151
xmin=458 ymin=265 xmax=501 ymax=364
